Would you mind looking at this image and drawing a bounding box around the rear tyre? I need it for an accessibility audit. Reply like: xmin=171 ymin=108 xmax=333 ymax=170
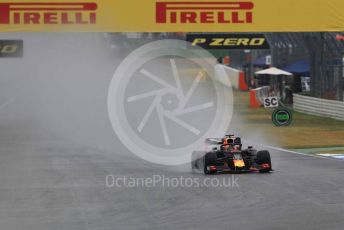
xmin=191 ymin=160 xmax=197 ymax=173
xmin=204 ymin=152 xmax=218 ymax=175
xmin=191 ymin=151 xmax=204 ymax=173
xmin=256 ymin=151 xmax=272 ymax=173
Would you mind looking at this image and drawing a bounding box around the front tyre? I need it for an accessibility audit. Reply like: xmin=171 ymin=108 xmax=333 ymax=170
xmin=203 ymin=152 xmax=218 ymax=175
xmin=256 ymin=151 xmax=272 ymax=173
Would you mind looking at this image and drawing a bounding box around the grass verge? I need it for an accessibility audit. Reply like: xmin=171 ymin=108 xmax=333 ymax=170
xmin=233 ymin=91 xmax=344 ymax=149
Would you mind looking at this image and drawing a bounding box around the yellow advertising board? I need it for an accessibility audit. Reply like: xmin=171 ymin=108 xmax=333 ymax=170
xmin=0 ymin=0 xmax=343 ymax=32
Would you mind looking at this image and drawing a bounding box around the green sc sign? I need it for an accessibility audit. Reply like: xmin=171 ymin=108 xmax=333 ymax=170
xmin=272 ymin=108 xmax=293 ymax=126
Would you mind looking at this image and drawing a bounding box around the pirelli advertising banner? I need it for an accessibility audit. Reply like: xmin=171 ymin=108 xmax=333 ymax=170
xmin=0 ymin=0 xmax=344 ymax=32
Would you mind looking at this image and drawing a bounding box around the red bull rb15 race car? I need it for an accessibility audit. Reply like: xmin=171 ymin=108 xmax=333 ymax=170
xmin=191 ymin=135 xmax=272 ymax=174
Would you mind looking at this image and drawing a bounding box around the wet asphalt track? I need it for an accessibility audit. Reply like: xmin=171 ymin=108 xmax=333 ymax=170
xmin=1 ymin=140 xmax=344 ymax=230
xmin=0 ymin=33 xmax=343 ymax=230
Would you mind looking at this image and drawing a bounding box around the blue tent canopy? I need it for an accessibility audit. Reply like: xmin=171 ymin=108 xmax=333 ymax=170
xmin=253 ymin=56 xmax=270 ymax=68
xmin=283 ymin=60 xmax=310 ymax=76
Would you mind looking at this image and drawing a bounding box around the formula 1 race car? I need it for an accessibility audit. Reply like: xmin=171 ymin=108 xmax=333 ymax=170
xmin=191 ymin=135 xmax=272 ymax=174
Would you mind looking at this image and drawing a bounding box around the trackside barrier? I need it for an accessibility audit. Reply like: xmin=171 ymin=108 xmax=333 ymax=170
xmin=216 ymin=64 xmax=248 ymax=91
xmin=249 ymin=86 xmax=270 ymax=108
xmin=214 ymin=64 xmax=231 ymax=87
xmin=293 ymin=94 xmax=344 ymax=121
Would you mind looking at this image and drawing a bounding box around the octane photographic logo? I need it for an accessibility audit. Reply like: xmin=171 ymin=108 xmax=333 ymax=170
xmin=272 ymin=108 xmax=293 ymax=127
xmin=108 ymin=40 xmax=233 ymax=165
xmin=156 ymin=1 xmax=254 ymax=24
xmin=0 ymin=2 xmax=97 ymax=25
